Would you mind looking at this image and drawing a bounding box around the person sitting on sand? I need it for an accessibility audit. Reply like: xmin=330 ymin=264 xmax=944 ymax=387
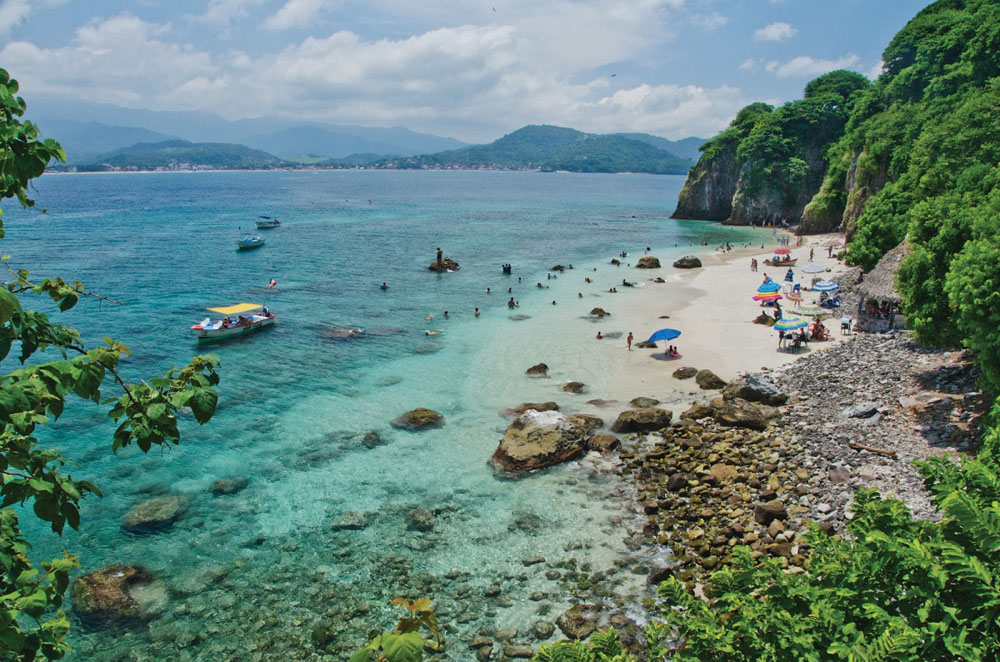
xmin=596 ymin=332 xmax=603 ymax=340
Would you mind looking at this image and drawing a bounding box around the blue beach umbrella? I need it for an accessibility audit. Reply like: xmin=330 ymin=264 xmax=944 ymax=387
xmin=757 ymin=280 xmax=782 ymax=293
xmin=774 ymin=316 xmax=809 ymax=331
xmin=647 ymin=328 xmax=681 ymax=343
xmin=812 ymin=280 xmax=840 ymax=292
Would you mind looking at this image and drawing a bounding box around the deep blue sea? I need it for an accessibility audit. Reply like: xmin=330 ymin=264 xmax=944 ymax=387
xmin=2 ymin=170 xmax=757 ymax=660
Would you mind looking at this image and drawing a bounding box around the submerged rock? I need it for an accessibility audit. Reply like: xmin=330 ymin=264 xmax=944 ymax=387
xmin=391 ymin=408 xmax=444 ymax=430
xmin=630 ymin=396 xmax=660 ymax=408
xmin=590 ymin=308 xmax=610 ymax=317
xmin=611 ymin=407 xmax=672 ymax=433
xmin=317 ymin=326 xmax=364 ymax=340
xmin=406 ymin=508 xmax=435 ymax=532
xmin=332 ymin=511 xmax=369 ymax=531
xmin=71 ymin=564 xmax=168 ymax=625
xmin=503 ymin=401 xmax=560 ymax=417
xmin=210 ymin=477 xmax=249 ymax=496
xmin=362 ymin=431 xmax=388 ymax=448
xmin=490 ymin=410 xmax=588 ymax=475
xmin=122 ymin=495 xmax=189 ymax=533
xmin=561 ymin=381 xmax=585 ymax=393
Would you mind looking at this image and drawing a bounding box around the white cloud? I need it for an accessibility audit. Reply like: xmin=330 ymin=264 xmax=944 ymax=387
xmin=691 ymin=12 xmax=728 ymax=31
xmin=868 ymin=59 xmax=884 ymax=80
xmin=195 ymin=0 xmax=267 ymax=26
xmin=754 ymin=21 xmax=796 ymax=42
xmin=0 ymin=0 xmax=66 ymax=37
xmin=770 ymin=53 xmax=861 ymax=78
xmin=264 ymin=0 xmax=338 ymax=31
xmin=739 ymin=58 xmax=756 ymax=70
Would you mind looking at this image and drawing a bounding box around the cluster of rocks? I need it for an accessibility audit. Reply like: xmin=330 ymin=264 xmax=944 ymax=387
xmin=428 ymin=257 xmax=460 ymax=272
xmin=623 ymin=332 xmax=986 ymax=592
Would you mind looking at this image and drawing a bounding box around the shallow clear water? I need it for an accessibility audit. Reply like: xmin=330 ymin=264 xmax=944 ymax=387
xmin=2 ymin=171 xmax=756 ymax=659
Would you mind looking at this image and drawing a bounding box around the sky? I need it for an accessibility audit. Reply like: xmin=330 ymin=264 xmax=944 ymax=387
xmin=0 ymin=0 xmax=933 ymax=143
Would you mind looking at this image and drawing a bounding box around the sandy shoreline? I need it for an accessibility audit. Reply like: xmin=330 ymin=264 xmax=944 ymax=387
xmin=581 ymin=232 xmax=851 ymax=417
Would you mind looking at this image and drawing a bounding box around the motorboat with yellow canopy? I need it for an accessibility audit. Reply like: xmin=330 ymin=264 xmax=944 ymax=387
xmin=190 ymin=303 xmax=276 ymax=340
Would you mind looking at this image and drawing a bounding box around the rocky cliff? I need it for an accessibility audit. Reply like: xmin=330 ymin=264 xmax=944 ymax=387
xmin=671 ymin=144 xmax=738 ymax=221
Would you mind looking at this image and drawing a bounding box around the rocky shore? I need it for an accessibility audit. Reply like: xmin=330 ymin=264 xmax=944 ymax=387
xmin=623 ymin=331 xmax=984 ymax=590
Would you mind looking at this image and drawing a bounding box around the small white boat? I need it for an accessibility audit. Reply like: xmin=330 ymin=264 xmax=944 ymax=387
xmin=190 ymin=303 xmax=276 ymax=340
xmin=237 ymin=234 xmax=265 ymax=250
xmin=255 ymin=216 xmax=281 ymax=229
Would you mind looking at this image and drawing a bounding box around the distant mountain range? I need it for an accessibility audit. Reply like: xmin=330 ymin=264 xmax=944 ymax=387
xmin=31 ymin=101 xmax=704 ymax=174
xmin=367 ymin=125 xmax=697 ymax=174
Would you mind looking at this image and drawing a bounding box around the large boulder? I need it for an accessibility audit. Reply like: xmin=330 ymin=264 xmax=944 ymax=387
xmin=526 ymin=363 xmax=549 ymax=376
xmin=562 ymin=381 xmax=585 ymax=394
xmin=587 ymin=434 xmax=620 ymax=455
xmin=710 ymin=397 xmax=780 ymax=431
xmin=611 ymin=407 xmax=673 ymax=433
xmin=722 ymin=374 xmax=788 ymax=406
xmin=567 ymin=413 xmax=604 ymax=433
xmin=71 ymin=564 xmax=168 ymax=625
xmin=673 ymin=366 xmax=698 ymax=379
xmin=428 ymin=258 xmax=460 ymax=272
xmin=590 ymin=308 xmax=610 ymax=317
xmin=122 ymin=495 xmax=189 ymax=533
xmin=556 ymin=603 xmax=600 ymax=639
xmin=695 ymin=369 xmax=726 ymax=390
xmin=490 ymin=410 xmax=589 ymax=475
xmin=391 ymin=408 xmax=444 ymax=430
xmin=636 ymin=256 xmax=661 ymax=269
xmin=673 ymin=255 xmax=702 ymax=269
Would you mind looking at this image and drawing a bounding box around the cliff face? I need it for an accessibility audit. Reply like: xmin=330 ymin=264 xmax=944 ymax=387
xmin=729 ymin=145 xmax=827 ymax=226
xmin=841 ymin=151 xmax=889 ymax=240
xmin=671 ymin=147 xmax=739 ymax=220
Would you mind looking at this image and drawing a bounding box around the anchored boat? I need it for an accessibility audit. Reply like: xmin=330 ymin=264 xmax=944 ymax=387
xmin=237 ymin=233 xmax=265 ymax=250
xmin=255 ymin=216 xmax=281 ymax=229
xmin=190 ymin=303 xmax=276 ymax=340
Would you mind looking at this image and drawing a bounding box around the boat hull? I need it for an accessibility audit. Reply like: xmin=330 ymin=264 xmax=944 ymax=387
xmin=236 ymin=240 xmax=265 ymax=250
xmin=255 ymin=221 xmax=280 ymax=229
xmin=190 ymin=316 xmax=275 ymax=340
xmin=764 ymin=258 xmax=797 ymax=266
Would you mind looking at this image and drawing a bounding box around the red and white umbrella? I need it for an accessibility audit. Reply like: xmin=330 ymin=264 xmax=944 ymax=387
xmin=774 ymin=248 xmax=791 ymax=255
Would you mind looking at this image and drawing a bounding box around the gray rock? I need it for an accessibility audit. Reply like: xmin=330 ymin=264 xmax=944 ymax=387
xmin=673 ymin=366 xmax=698 ymax=379
xmin=405 ymin=508 xmax=435 ymax=531
xmin=636 ymin=256 xmax=661 ymax=268
xmin=491 ymin=410 xmax=588 ymax=475
xmin=673 ymin=255 xmax=702 ymax=269
xmin=532 ymin=621 xmax=556 ymax=639
xmin=841 ymin=401 xmax=879 ymax=419
xmin=562 ymin=381 xmax=585 ymax=393
xmin=526 ymin=363 xmax=549 ymax=376
xmin=722 ymin=374 xmax=788 ymax=406
xmin=630 ymin=396 xmax=660 ymax=408
xmin=556 ymin=603 xmax=600 ymax=639
xmin=611 ymin=407 xmax=673 ymax=433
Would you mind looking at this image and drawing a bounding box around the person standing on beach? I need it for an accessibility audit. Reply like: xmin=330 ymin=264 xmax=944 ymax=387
xmin=627 ymin=332 xmax=633 ymax=350
xmin=809 ymin=248 xmax=814 ymax=261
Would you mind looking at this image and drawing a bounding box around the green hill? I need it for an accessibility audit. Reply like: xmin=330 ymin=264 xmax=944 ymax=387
xmin=77 ymin=140 xmax=285 ymax=171
xmin=372 ymin=125 xmax=692 ymax=174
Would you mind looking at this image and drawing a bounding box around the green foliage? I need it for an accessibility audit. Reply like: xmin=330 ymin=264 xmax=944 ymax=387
xmin=532 ymin=628 xmax=636 ymax=662
xmin=804 ymin=70 xmax=872 ymax=105
xmin=350 ymin=598 xmax=444 ymax=662
xmin=0 ymin=67 xmax=221 ymax=660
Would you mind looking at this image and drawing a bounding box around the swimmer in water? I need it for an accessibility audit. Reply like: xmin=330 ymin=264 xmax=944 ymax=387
xmin=380 ymin=282 xmax=388 ymax=290
xmin=475 ymin=308 xmax=480 ymax=316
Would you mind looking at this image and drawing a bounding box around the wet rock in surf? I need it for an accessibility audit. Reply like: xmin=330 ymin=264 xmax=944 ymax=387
xmin=630 ymin=397 xmax=660 ymax=408
xmin=428 ymin=257 xmax=460 ymax=272
xmin=405 ymin=507 xmax=435 ymax=532
xmin=561 ymin=381 xmax=585 ymax=393
xmin=332 ymin=511 xmax=369 ymax=531
xmin=526 ymin=363 xmax=549 ymax=376
xmin=502 ymin=401 xmax=560 ymax=417
xmin=391 ymin=408 xmax=444 ymax=430
xmin=673 ymin=255 xmax=702 ymax=269
xmin=491 ymin=410 xmax=588 ymax=475
xmin=556 ymin=603 xmax=600 ymax=639
xmin=636 ymin=256 xmax=661 ymax=268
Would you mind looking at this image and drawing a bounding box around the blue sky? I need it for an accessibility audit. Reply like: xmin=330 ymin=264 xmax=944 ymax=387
xmin=0 ymin=0 xmax=932 ymax=142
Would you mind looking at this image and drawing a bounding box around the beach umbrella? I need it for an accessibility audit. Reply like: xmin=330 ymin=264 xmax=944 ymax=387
xmin=795 ymin=302 xmax=826 ymax=317
xmin=812 ymin=280 xmax=840 ymax=292
xmin=774 ymin=316 xmax=809 ymax=331
xmin=802 ymin=263 xmax=827 ymax=274
xmin=647 ymin=328 xmax=681 ymax=343
xmin=785 ymin=290 xmax=803 ymax=302
xmin=823 ymin=240 xmax=843 ymax=247
xmin=753 ymin=293 xmax=782 ymax=302
xmin=757 ymin=280 xmax=782 ymax=293
xmin=774 ymin=248 xmax=791 ymax=255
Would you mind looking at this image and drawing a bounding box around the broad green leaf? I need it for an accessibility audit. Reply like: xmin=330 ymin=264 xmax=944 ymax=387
xmin=381 ymin=631 xmax=423 ymax=662
xmin=186 ymin=387 xmax=218 ymax=424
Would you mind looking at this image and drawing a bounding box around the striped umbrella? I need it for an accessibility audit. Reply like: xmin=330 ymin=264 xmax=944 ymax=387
xmin=785 ymin=290 xmax=803 ymax=302
xmin=802 ymin=263 xmax=827 ymax=274
xmin=774 ymin=248 xmax=791 ymax=255
xmin=774 ymin=316 xmax=809 ymax=331
xmin=758 ymin=280 xmax=782 ymax=293
xmin=812 ymin=280 xmax=840 ymax=292
xmin=753 ymin=293 xmax=782 ymax=302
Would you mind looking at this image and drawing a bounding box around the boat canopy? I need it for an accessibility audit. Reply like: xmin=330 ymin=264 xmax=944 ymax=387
xmin=207 ymin=303 xmax=263 ymax=315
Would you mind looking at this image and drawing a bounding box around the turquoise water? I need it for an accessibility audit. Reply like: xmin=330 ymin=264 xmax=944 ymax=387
xmin=3 ymin=171 xmax=756 ymax=659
